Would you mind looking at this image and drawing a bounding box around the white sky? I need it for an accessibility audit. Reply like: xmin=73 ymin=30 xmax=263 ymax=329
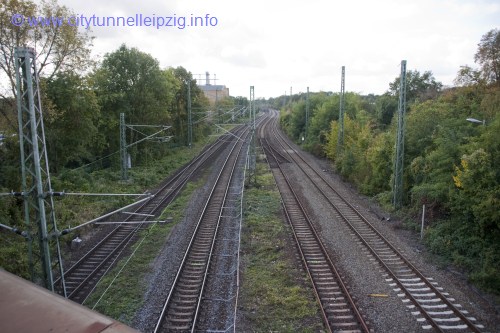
xmin=56 ymin=0 xmax=499 ymax=98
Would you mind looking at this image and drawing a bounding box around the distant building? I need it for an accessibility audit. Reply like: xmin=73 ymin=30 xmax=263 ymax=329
xmin=198 ymin=72 xmax=229 ymax=105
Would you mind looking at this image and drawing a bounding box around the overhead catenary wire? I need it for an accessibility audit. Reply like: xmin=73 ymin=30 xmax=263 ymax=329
xmin=62 ymin=192 xmax=151 ymax=197
xmin=60 ymin=195 xmax=153 ymax=234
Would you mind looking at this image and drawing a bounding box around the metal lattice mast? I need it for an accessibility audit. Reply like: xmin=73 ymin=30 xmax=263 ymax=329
xmin=120 ymin=114 xmax=172 ymax=180
xmin=15 ymin=47 xmax=66 ymax=294
xmin=337 ymin=66 xmax=346 ymax=152
xmin=120 ymin=112 xmax=128 ymax=181
xmin=305 ymin=86 xmax=310 ymax=138
xmin=393 ymin=60 xmax=407 ymax=209
xmin=187 ymin=81 xmax=193 ymax=148
xmin=249 ymin=86 xmax=256 ymax=185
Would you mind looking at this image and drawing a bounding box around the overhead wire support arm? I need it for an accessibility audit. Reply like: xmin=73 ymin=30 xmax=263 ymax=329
xmin=125 ymin=124 xmax=171 ymax=129
xmin=0 ymin=222 xmax=29 ymax=238
xmin=212 ymin=123 xmax=245 ymax=142
xmin=120 ymin=112 xmax=172 ymax=180
xmin=61 ymin=192 xmax=152 ymax=197
xmin=0 ymin=191 xmax=23 ymax=196
xmin=60 ymin=194 xmax=154 ymax=234
xmin=125 ymin=128 xmax=172 ymax=148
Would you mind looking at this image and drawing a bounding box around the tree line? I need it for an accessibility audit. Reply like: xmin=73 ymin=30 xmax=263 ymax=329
xmin=0 ymin=0 xmax=249 ymax=278
xmin=0 ymin=0 xmax=250 ymax=188
xmin=277 ymin=29 xmax=499 ymax=294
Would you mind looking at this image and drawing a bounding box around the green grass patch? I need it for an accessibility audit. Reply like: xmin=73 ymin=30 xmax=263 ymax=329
xmin=83 ymin=179 xmax=204 ymax=324
xmin=239 ymin=161 xmax=323 ymax=332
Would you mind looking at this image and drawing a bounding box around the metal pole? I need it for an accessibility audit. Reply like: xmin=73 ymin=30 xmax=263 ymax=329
xmin=187 ymin=82 xmax=193 ymax=148
xmin=120 ymin=113 xmax=127 ymax=181
xmin=15 ymin=47 xmax=65 ymax=294
xmin=421 ymin=204 xmax=426 ymax=240
xmin=337 ymin=66 xmax=346 ymax=154
xmin=306 ymin=87 xmax=310 ymax=139
xmin=215 ymin=75 xmax=220 ymax=124
xmin=393 ymin=60 xmax=407 ymax=209
xmin=249 ymin=86 xmax=256 ymax=185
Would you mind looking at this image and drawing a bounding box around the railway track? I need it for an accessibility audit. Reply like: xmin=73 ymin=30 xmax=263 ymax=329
xmin=264 ymin=110 xmax=484 ymax=333
xmin=153 ymin=123 xmax=250 ymax=332
xmin=259 ymin=116 xmax=370 ymax=333
xmin=54 ymin=126 xmax=246 ymax=304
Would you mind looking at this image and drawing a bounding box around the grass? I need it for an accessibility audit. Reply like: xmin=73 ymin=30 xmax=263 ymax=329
xmin=239 ymin=160 xmax=324 ymax=332
xmin=53 ymin=140 xmax=211 ymax=228
xmin=82 ymin=178 xmax=204 ymax=324
xmin=86 ymin=152 xmax=325 ymax=330
xmin=2 ymin=136 xmax=326 ymax=330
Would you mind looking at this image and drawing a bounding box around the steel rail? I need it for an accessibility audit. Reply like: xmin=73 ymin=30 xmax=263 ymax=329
xmin=267 ymin=111 xmax=483 ymax=333
xmin=54 ymin=126 xmax=247 ymax=302
xmin=259 ymin=116 xmax=370 ymax=333
xmin=153 ymin=125 xmax=250 ymax=332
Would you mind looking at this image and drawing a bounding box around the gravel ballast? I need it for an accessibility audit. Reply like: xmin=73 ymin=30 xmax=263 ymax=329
xmin=280 ymin=139 xmax=499 ymax=332
xmin=127 ymin=124 xmax=498 ymax=332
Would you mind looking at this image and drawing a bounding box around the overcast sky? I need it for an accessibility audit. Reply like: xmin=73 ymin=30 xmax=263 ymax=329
xmin=57 ymin=0 xmax=499 ymax=99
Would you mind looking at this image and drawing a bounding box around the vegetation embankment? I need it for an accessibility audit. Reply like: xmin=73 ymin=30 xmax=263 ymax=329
xmin=238 ymin=159 xmax=323 ymax=332
xmin=83 ymin=178 xmax=204 ymax=325
xmin=0 ymin=0 xmax=249 ymax=280
xmin=0 ymin=138 xmax=209 ymax=279
xmin=275 ymin=29 xmax=500 ymax=295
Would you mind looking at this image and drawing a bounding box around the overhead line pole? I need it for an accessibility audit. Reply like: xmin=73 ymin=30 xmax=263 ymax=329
xmin=337 ymin=66 xmax=346 ymax=154
xmin=187 ymin=81 xmax=193 ymax=148
xmin=306 ymin=86 xmax=310 ymax=139
xmin=120 ymin=113 xmax=128 ymax=181
xmin=15 ymin=47 xmax=66 ymax=295
xmin=249 ymin=86 xmax=256 ymax=186
xmin=120 ymin=113 xmax=172 ymax=180
xmin=393 ymin=60 xmax=407 ymax=209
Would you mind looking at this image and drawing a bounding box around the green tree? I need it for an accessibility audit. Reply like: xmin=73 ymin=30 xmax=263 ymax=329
xmin=307 ymin=94 xmax=339 ymax=145
xmin=0 ymin=0 xmax=93 ymax=129
xmin=374 ymin=93 xmax=398 ymax=127
xmin=93 ymin=45 xmax=170 ymax=164
xmin=168 ymin=66 xmax=209 ymax=145
xmin=452 ymin=148 xmax=499 ymax=233
xmin=454 ymin=65 xmax=483 ymax=87
xmin=43 ymin=72 xmax=103 ymax=171
xmin=474 ymin=28 xmax=500 ymax=86
xmin=365 ymin=131 xmax=393 ymax=194
xmin=324 ymin=114 xmax=375 ymax=187
xmin=389 ymin=70 xmax=443 ymax=103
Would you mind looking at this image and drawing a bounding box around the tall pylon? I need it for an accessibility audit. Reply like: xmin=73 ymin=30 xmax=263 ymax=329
xmin=187 ymin=81 xmax=193 ymax=148
xmin=120 ymin=112 xmax=128 ymax=180
xmin=248 ymin=86 xmax=256 ymax=186
xmin=15 ymin=47 xmax=66 ymax=295
xmin=337 ymin=66 xmax=346 ymax=153
xmin=305 ymin=86 xmax=310 ymax=139
xmin=392 ymin=60 xmax=407 ymax=209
